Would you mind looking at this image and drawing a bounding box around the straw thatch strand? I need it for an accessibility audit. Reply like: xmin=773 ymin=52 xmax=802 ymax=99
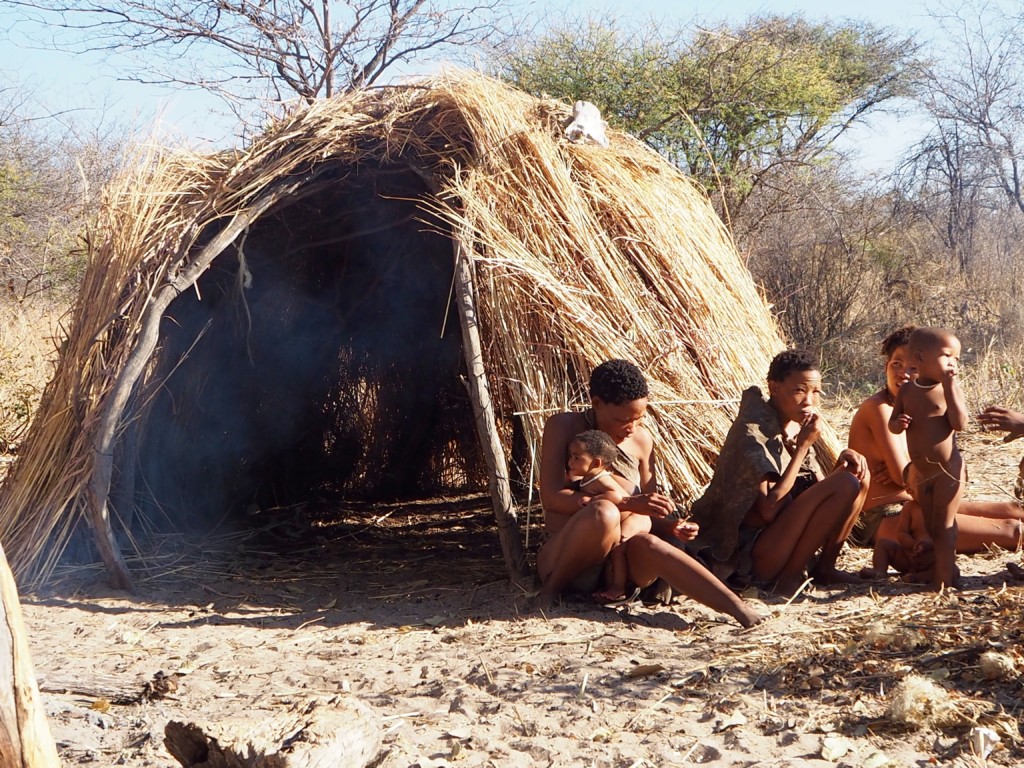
xmin=0 ymin=71 xmax=804 ymax=588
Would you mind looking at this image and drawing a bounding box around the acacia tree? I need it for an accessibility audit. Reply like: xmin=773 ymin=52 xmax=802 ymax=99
xmin=493 ymin=14 xmax=919 ymax=233
xmin=4 ymin=0 xmax=506 ymax=123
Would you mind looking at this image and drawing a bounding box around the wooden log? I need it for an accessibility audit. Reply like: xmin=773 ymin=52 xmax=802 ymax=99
xmin=163 ymin=696 xmax=381 ymax=768
xmin=0 ymin=541 xmax=60 ymax=767
xmin=452 ymin=230 xmax=529 ymax=585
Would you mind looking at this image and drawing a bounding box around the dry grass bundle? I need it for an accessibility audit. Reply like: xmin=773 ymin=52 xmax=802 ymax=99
xmin=0 ymin=70 xmax=793 ymax=587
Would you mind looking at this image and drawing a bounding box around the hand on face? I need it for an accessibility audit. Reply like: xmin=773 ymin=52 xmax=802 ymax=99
xmin=796 ymin=412 xmax=821 ymax=447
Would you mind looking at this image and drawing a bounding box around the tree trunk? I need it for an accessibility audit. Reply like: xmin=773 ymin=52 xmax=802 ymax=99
xmin=164 ymin=696 xmax=381 ymax=768
xmin=0 ymin=541 xmax=60 ymax=767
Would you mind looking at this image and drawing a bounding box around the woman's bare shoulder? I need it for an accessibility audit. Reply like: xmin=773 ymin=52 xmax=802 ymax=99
xmin=853 ymin=391 xmax=891 ymax=422
xmin=544 ymin=410 xmax=588 ymax=437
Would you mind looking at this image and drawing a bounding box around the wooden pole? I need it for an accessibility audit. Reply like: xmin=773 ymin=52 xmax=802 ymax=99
xmin=0 ymin=541 xmax=60 ymax=767
xmin=452 ymin=231 xmax=529 ymax=586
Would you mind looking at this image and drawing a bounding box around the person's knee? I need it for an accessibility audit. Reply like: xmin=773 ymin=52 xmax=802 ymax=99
xmin=827 ymin=469 xmax=862 ymax=502
xmin=582 ymin=500 xmax=621 ymax=540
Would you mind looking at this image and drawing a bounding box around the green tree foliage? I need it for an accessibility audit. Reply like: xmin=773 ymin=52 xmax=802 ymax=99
xmin=494 ymin=14 xmax=918 ymax=230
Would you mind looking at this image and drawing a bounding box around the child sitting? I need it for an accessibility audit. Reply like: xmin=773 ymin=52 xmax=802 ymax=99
xmin=888 ymin=326 xmax=966 ymax=590
xmin=861 ymin=501 xmax=937 ymax=584
xmin=566 ymin=430 xmax=651 ymax=602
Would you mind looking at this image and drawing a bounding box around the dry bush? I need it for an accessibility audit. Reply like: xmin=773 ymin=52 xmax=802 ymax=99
xmin=0 ymin=299 xmax=65 ymax=454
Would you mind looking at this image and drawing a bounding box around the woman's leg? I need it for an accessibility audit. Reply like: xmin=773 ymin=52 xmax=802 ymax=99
xmin=957 ymin=500 xmax=1024 ymax=521
xmin=954 ymin=514 xmax=1023 ymax=552
xmin=752 ymin=470 xmax=864 ymax=595
xmin=535 ymin=500 xmax=620 ymax=607
xmin=623 ymin=533 xmax=763 ymax=628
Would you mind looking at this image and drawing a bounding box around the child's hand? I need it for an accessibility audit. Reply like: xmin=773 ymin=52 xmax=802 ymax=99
xmin=671 ymin=521 xmax=700 ymax=541
xmin=892 ymin=413 xmax=912 ymax=433
xmin=796 ymin=412 xmax=821 ymax=446
xmin=579 ymin=495 xmax=592 ymax=508
xmin=942 ymin=366 xmax=957 ymax=385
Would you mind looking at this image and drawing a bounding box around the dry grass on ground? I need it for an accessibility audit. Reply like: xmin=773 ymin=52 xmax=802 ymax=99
xmin=17 ymin=413 xmax=1024 ymax=768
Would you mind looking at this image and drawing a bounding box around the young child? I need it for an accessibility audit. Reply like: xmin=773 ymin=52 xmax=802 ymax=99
xmin=566 ymin=430 xmax=650 ymax=602
xmin=888 ymin=327 xmax=967 ymax=590
xmin=861 ymin=501 xmax=936 ymax=584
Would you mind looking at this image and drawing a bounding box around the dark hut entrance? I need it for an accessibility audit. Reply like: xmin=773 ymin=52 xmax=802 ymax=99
xmin=123 ymin=167 xmax=487 ymax=530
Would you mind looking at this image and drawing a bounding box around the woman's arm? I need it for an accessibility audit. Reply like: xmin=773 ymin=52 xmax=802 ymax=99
xmin=622 ymin=431 xmax=675 ymax=517
xmin=538 ymin=412 xmax=588 ymax=517
xmin=862 ymin=399 xmax=910 ymax=488
xmin=582 ymin=474 xmax=628 ymax=506
xmin=755 ymin=413 xmax=820 ymax=520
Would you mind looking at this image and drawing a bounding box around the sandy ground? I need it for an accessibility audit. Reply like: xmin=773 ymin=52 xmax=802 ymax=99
xmin=17 ymin=417 xmax=1024 ymax=767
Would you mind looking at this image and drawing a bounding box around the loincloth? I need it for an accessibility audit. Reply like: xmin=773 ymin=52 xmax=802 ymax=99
xmin=849 ymin=502 xmax=903 ymax=548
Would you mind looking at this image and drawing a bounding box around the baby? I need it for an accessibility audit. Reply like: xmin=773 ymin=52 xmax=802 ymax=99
xmin=888 ymin=327 xmax=966 ymax=590
xmin=861 ymin=501 xmax=936 ymax=584
xmin=566 ymin=430 xmax=648 ymax=602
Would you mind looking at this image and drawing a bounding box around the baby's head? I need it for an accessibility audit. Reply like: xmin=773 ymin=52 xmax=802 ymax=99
xmin=568 ymin=429 xmax=619 ymax=477
xmin=907 ymin=327 xmax=961 ymax=379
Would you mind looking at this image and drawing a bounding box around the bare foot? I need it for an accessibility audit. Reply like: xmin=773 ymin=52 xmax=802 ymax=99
xmin=772 ymin=575 xmax=808 ymax=598
xmin=593 ymin=587 xmax=627 ymax=603
xmin=528 ymin=586 xmax=559 ymax=613
xmin=859 ymin=567 xmax=886 ymax=580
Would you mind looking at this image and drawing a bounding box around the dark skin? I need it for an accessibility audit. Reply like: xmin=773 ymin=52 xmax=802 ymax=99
xmin=536 ymin=395 xmax=763 ymax=627
xmin=746 ymin=368 xmax=870 ymax=596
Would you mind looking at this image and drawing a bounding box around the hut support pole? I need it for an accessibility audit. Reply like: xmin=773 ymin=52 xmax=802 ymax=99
xmin=87 ymin=171 xmax=327 ymax=590
xmin=452 ymin=234 xmax=529 ymax=586
xmin=0 ymin=541 xmax=60 ymax=766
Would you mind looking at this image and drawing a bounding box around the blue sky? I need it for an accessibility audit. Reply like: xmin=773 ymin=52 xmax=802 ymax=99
xmin=1 ymin=0 xmax=935 ymax=167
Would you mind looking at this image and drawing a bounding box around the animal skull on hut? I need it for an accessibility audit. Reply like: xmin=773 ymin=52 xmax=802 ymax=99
xmin=564 ymin=101 xmax=609 ymax=148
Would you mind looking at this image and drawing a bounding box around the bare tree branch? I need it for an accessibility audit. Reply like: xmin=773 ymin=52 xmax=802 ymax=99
xmin=2 ymin=0 xmax=508 ymax=125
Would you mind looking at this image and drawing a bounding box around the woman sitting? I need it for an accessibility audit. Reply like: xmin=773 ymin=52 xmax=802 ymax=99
xmin=687 ymin=350 xmax=869 ymax=596
xmin=536 ymin=359 xmax=763 ymax=627
xmin=848 ymin=326 xmax=1024 ymax=553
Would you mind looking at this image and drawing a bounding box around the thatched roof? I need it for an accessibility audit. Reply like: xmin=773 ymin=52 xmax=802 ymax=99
xmin=0 ymin=70 xmax=791 ymax=587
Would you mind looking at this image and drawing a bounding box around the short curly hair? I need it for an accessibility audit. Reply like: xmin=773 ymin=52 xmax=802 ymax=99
xmin=589 ymin=359 xmax=649 ymax=404
xmin=767 ymin=349 xmax=818 ymax=382
xmin=881 ymin=325 xmax=916 ymax=359
xmin=571 ymin=430 xmax=619 ymax=465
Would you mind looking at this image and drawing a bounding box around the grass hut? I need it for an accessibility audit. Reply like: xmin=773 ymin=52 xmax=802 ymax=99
xmin=0 ymin=70 xmax=788 ymax=590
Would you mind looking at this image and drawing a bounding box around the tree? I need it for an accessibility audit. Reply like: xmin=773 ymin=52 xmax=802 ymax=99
xmin=493 ymin=14 xmax=919 ymax=233
xmin=0 ymin=79 xmax=123 ymax=300
xmin=921 ymin=1 xmax=1024 ymax=215
xmin=3 ymin=0 xmax=507 ymax=124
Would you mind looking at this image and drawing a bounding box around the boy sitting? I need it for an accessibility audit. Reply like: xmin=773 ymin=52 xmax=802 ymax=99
xmin=861 ymin=501 xmax=936 ymax=583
